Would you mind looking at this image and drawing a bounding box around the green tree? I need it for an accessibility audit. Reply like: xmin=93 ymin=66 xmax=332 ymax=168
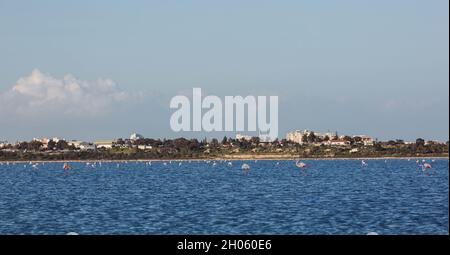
xmin=353 ymin=136 xmax=362 ymax=143
xmin=307 ymin=132 xmax=316 ymax=143
xmin=301 ymin=134 xmax=308 ymax=144
xmin=47 ymin=140 xmax=56 ymax=150
xmin=210 ymin=138 xmax=219 ymax=148
xmin=56 ymin=140 xmax=69 ymax=150
xmin=416 ymin=138 xmax=425 ymax=147
xmin=17 ymin=142 xmax=29 ymax=150
xmin=221 ymin=136 xmax=228 ymax=145
xmin=387 ymin=140 xmax=397 ymax=146
xmin=27 ymin=141 xmax=43 ymax=151
xmin=251 ymin=136 xmax=260 ymax=144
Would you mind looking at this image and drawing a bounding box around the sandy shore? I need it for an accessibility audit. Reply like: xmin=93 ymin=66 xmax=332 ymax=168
xmin=1 ymin=155 xmax=448 ymax=163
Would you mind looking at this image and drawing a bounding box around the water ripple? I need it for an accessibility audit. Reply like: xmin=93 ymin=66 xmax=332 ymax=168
xmin=0 ymin=159 xmax=448 ymax=234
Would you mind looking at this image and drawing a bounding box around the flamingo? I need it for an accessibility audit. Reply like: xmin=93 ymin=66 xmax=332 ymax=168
xmin=296 ymin=160 xmax=307 ymax=169
xmin=63 ymin=163 xmax=72 ymax=170
xmin=361 ymin=160 xmax=368 ymax=167
xmin=422 ymin=163 xmax=432 ymax=171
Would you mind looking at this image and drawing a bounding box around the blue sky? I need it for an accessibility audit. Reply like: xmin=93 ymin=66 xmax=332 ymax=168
xmin=0 ymin=0 xmax=448 ymax=141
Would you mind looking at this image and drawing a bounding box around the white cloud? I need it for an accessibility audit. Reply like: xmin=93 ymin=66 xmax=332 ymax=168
xmin=0 ymin=69 xmax=130 ymax=116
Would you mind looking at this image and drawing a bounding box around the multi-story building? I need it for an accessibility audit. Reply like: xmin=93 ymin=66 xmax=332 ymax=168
xmin=286 ymin=130 xmax=306 ymax=144
xmin=287 ymin=129 xmax=374 ymax=146
xmin=286 ymin=130 xmax=337 ymax=144
xmin=352 ymin=135 xmax=375 ymax=146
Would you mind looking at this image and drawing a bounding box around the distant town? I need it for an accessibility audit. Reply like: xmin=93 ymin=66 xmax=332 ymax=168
xmin=0 ymin=130 xmax=448 ymax=161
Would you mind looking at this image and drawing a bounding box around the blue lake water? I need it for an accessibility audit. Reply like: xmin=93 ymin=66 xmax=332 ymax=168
xmin=0 ymin=159 xmax=448 ymax=235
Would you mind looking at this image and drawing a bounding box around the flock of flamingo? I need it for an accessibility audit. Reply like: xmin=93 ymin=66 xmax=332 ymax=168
xmin=0 ymin=158 xmax=443 ymax=174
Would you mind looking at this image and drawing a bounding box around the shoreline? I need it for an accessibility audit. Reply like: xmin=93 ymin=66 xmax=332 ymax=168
xmin=1 ymin=156 xmax=448 ymax=163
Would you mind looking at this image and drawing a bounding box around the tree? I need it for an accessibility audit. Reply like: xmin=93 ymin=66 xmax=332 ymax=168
xmin=374 ymin=142 xmax=384 ymax=151
xmin=47 ymin=140 xmax=56 ymax=150
xmin=189 ymin=139 xmax=201 ymax=151
xmin=315 ymin=136 xmax=323 ymax=143
xmin=28 ymin=141 xmax=43 ymax=151
xmin=56 ymin=140 xmax=69 ymax=150
xmin=210 ymin=138 xmax=219 ymax=148
xmin=221 ymin=136 xmax=228 ymax=145
xmin=301 ymin=134 xmax=308 ymax=144
xmin=17 ymin=142 xmax=29 ymax=150
xmin=387 ymin=140 xmax=397 ymax=146
xmin=307 ymin=132 xmax=316 ymax=143
xmin=353 ymin=136 xmax=362 ymax=143
xmin=251 ymin=136 xmax=260 ymax=144
xmin=173 ymin=138 xmax=190 ymax=149
xmin=416 ymin=138 xmax=425 ymax=147
xmin=342 ymin=136 xmax=354 ymax=145
xmin=272 ymin=138 xmax=279 ymax=146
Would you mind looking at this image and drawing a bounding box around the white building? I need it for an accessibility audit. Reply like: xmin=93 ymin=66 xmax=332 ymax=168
xmin=236 ymin=134 xmax=252 ymax=141
xmin=51 ymin=137 xmax=63 ymax=143
xmin=327 ymin=140 xmax=350 ymax=146
xmin=286 ymin=130 xmax=306 ymax=144
xmin=425 ymin=140 xmax=444 ymax=145
xmin=137 ymin=145 xmax=152 ymax=150
xmin=32 ymin=137 xmax=66 ymax=147
xmin=33 ymin=137 xmax=50 ymax=143
xmin=32 ymin=137 xmax=52 ymax=149
xmin=67 ymin=140 xmax=83 ymax=148
xmin=79 ymin=142 xmax=96 ymax=150
xmin=0 ymin=141 xmax=9 ymax=149
xmin=95 ymin=140 xmax=114 ymax=149
xmin=350 ymin=148 xmax=359 ymax=153
xmin=286 ymin=129 xmax=336 ymax=144
xmin=353 ymin=135 xmax=374 ymax=146
xmin=68 ymin=140 xmax=95 ymax=150
xmin=130 ymin=133 xmax=144 ymax=141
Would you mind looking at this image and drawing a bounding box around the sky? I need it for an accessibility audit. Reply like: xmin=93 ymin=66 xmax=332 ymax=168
xmin=0 ymin=0 xmax=448 ymax=142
